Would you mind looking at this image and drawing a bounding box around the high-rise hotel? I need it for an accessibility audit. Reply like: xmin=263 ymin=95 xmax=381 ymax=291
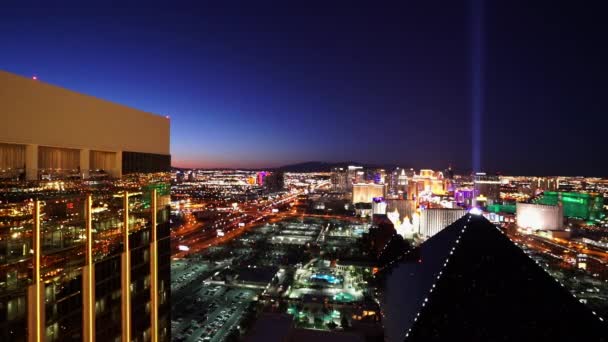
xmin=0 ymin=70 xmax=171 ymax=342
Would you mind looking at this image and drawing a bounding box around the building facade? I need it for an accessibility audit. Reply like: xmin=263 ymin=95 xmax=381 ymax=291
xmin=0 ymin=70 xmax=170 ymax=181
xmin=516 ymin=202 xmax=564 ymax=231
xmin=0 ymin=71 xmax=171 ymax=342
xmin=372 ymin=198 xmax=387 ymax=215
xmin=386 ymin=168 xmax=409 ymax=198
xmin=352 ymin=184 xmax=386 ymax=204
xmin=330 ymin=167 xmax=348 ymax=192
xmin=264 ymin=171 xmax=285 ymax=192
xmin=473 ymin=172 xmax=500 ymax=205
xmin=418 ymin=208 xmax=466 ymax=238
xmin=533 ymin=191 xmax=604 ymax=221
xmin=385 ymin=199 xmax=416 ymax=222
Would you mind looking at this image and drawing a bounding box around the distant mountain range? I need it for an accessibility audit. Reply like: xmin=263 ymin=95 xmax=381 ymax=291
xmin=273 ymin=161 xmax=354 ymax=172
xmin=172 ymin=161 xmax=404 ymax=172
xmin=274 ymin=161 xmax=391 ymax=172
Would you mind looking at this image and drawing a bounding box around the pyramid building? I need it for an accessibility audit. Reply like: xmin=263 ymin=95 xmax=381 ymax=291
xmin=380 ymin=213 xmax=607 ymax=341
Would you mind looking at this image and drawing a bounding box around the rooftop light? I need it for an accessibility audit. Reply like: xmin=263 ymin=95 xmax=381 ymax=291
xmin=469 ymin=207 xmax=483 ymax=215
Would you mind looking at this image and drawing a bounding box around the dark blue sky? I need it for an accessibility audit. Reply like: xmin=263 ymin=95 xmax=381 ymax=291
xmin=1 ymin=1 xmax=606 ymax=175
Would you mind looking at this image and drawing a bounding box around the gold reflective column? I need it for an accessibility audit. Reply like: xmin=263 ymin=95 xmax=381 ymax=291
xmin=121 ymin=192 xmax=131 ymax=342
xmin=150 ymin=189 xmax=159 ymax=342
xmin=82 ymin=194 xmax=96 ymax=342
xmin=27 ymin=200 xmax=44 ymax=342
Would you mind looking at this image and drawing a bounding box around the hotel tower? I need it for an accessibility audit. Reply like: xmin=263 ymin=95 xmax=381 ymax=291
xmin=0 ymin=70 xmax=171 ymax=342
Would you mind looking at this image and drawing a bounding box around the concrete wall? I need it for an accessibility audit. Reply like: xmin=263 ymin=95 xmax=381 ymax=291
xmin=0 ymin=70 xmax=170 ymax=155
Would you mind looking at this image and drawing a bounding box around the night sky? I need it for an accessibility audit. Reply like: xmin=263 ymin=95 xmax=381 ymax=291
xmin=1 ymin=1 xmax=606 ymax=176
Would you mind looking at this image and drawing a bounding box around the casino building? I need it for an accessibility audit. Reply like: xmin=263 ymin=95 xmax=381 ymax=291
xmin=0 ymin=70 xmax=171 ymax=342
xmin=352 ymin=183 xmax=386 ymax=204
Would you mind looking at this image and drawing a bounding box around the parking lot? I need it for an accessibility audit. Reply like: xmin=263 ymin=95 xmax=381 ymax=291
xmin=173 ymin=280 xmax=260 ymax=342
xmin=172 ymin=260 xmax=210 ymax=292
xmin=171 ymin=216 xmax=374 ymax=341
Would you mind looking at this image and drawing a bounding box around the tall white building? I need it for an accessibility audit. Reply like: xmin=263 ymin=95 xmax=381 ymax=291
xmin=419 ymin=208 xmax=466 ymax=238
xmin=372 ymin=200 xmax=387 ymax=215
xmin=516 ymin=203 xmax=563 ymax=230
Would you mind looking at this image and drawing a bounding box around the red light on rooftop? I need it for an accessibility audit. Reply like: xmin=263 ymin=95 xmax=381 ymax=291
xmin=165 ymin=115 xmax=170 ymax=119
xmin=32 ymin=76 xmax=38 ymax=80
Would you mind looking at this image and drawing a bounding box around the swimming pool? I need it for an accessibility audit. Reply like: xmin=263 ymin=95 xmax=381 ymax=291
xmin=310 ymin=273 xmax=341 ymax=284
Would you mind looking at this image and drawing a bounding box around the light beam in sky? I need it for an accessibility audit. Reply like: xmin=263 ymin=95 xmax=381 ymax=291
xmin=471 ymin=0 xmax=484 ymax=174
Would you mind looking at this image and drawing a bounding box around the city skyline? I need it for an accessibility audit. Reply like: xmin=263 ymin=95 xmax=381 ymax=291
xmin=2 ymin=2 xmax=608 ymax=341
xmin=2 ymin=1 xmax=607 ymax=176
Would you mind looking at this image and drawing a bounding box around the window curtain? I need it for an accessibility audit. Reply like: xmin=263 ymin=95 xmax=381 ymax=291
xmin=90 ymin=150 xmax=116 ymax=172
xmin=0 ymin=143 xmax=25 ymax=170
xmin=38 ymin=146 xmax=79 ymax=171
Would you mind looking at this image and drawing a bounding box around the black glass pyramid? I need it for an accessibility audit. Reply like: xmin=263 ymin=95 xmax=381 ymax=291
xmin=380 ymin=214 xmax=607 ymax=341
